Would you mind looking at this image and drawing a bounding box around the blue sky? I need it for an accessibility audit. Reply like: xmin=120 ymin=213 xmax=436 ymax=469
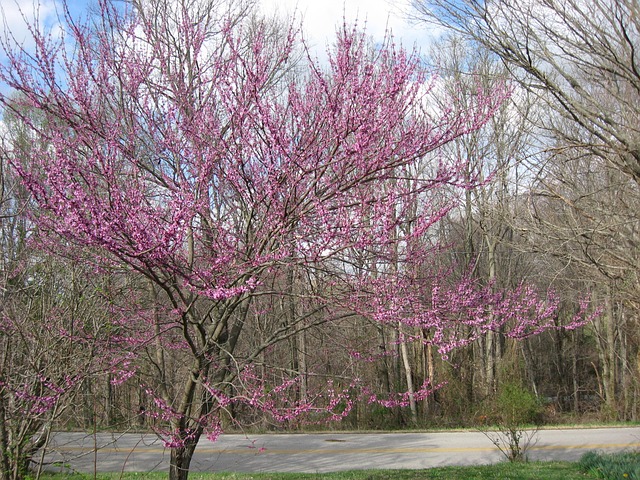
xmin=0 ymin=0 xmax=441 ymax=98
xmin=1 ymin=0 xmax=438 ymax=57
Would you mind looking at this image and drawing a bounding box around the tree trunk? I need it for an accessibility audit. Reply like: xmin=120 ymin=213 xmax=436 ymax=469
xmin=521 ymin=340 xmax=539 ymax=398
xmin=376 ymin=325 xmax=392 ymax=395
xmin=484 ymin=237 xmax=497 ymax=396
xmin=572 ymin=330 xmax=579 ymax=412
xmin=169 ymin=441 xmax=198 ymax=480
xmin=597 ymin=288 xmax=617 ymax=418
xmin=297 ymin=328 xmax=308 ymax=404
xmin=484 ymin=331 xmax=495 ymax=396
xmin=150 ymin=282 xmax=168 ymax=400
xmin=399 ymin=322 xmax=418 ymax=424
xmin=620 ymin=316 xmax=629 ymax=420
xmin=106 ymin=375 xmax=115 ymax=426
xmin=422 ymin=333 xmax=436 ymax=413
xmin=0 ymin=395 xmax=10 ymax=480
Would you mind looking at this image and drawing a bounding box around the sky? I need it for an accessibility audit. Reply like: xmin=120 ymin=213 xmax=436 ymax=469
xmin=0 ymin=0 xmax=438 ymax=58
xmin=258 ymin=0 xmax=438 ymax=53
xmin=0 ymin=0 xmax=442 ymax=100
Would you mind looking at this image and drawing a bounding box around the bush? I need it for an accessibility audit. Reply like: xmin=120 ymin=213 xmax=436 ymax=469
xmin=579 ymin=451 xmax=640 ymax=479
xmin=479 ymin=383 xmax=543 ymax=462
xmin=497 ymin=383 xmax=542 ymax=426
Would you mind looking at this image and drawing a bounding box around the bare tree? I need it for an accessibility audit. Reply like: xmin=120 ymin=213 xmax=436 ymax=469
xmin=412 ymin=0 xmax=640 ymax=185
xmin=428 ymin=34 xmax=540 ymax=397
xmin=412 ymin=0 xmax=640 ymax=420
xmin=520 ymin=141 xmax=640 ymax=418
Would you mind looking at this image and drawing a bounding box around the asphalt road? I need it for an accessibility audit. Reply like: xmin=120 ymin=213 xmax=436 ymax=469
xmin=42 ymin=427 xmax=640 ymax=474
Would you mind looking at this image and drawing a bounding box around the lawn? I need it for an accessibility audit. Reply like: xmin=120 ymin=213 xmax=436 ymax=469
xmin=34 ymin=461 xmax=593 ymax=480
xmin=33 ymin=451 xmax=640 ymax=480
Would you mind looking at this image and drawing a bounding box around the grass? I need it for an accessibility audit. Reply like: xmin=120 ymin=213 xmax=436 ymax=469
xmin=578 ymin=451 xmax=640 ymax=479
xmin=32 ymin=461 xmax=597 ymax=480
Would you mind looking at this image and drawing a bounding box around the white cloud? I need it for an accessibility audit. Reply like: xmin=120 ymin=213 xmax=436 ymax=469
xmin=0 ymin=0 xmax=62 ymax=96
xmin=1 ymin=0 xmax=58 ymax=48
xmin=258 ymin=0 xmax=439 ymax=55
xmin=2 ymin=0 xmax=439 ymax=57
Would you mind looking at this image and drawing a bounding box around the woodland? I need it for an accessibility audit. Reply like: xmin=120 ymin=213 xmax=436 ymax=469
xmin=0 ymin=0 xmax=638 ymax=479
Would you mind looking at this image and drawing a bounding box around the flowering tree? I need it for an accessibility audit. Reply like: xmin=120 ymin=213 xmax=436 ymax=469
xmin=0 ymin=105 xmax=116 ymax=480
xmin=0 ymin=0 xmax=592 ymax=478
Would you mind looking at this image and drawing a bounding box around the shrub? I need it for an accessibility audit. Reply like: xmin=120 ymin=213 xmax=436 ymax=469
xmin=497 ymin=383 xmax=542 ymax=426
xmin=479 ymin=383 xmax=543 ymax=462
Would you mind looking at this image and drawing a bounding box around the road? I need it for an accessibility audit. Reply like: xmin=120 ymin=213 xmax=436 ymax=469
xmin=42 ymin=427 xmax=640 ymax=474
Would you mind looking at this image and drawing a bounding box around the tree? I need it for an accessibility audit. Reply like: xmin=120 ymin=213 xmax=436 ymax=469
xmin=0 ymin=0 xmax=590 ymax=478
xmin=412 ymin=0 xmax=640 ymax=184
xmin=427 ymin=34 xmax=539 ymax=399
xmin=518 ymin=144 xmax=640 ymax=418
xmin=0 ymin=105 xmax=112 ymax=480
xmin=412 ymin=0 xmax=640 ymax=419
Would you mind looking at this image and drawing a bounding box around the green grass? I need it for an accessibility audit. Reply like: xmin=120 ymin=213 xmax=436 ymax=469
xmin=578 ymin=451 xmax=640 ymax=479
xmin=32 ymin=461 xmax=596 ymax=479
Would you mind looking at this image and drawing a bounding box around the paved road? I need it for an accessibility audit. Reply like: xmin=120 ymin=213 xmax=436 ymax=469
xmin=42 ymin=427 xmax=640 ymax=474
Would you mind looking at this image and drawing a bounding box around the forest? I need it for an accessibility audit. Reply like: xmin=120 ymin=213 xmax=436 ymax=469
xmin=0 ymin=0 xmax=637 ymax=479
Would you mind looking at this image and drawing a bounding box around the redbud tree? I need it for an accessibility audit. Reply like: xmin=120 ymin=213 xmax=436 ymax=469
xmin=0 ymin=0 xmax=592 ymax=478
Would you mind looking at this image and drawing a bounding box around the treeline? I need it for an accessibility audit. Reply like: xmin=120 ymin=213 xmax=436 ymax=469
xmin=0 ymin=0 xmax=638 ymax=478
xmin=3 ymin=33 xmax=634 ymax=433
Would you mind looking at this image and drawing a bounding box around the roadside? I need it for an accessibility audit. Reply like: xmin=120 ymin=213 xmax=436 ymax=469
xmin=41 ymin=427 xmax=640 ymax=474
